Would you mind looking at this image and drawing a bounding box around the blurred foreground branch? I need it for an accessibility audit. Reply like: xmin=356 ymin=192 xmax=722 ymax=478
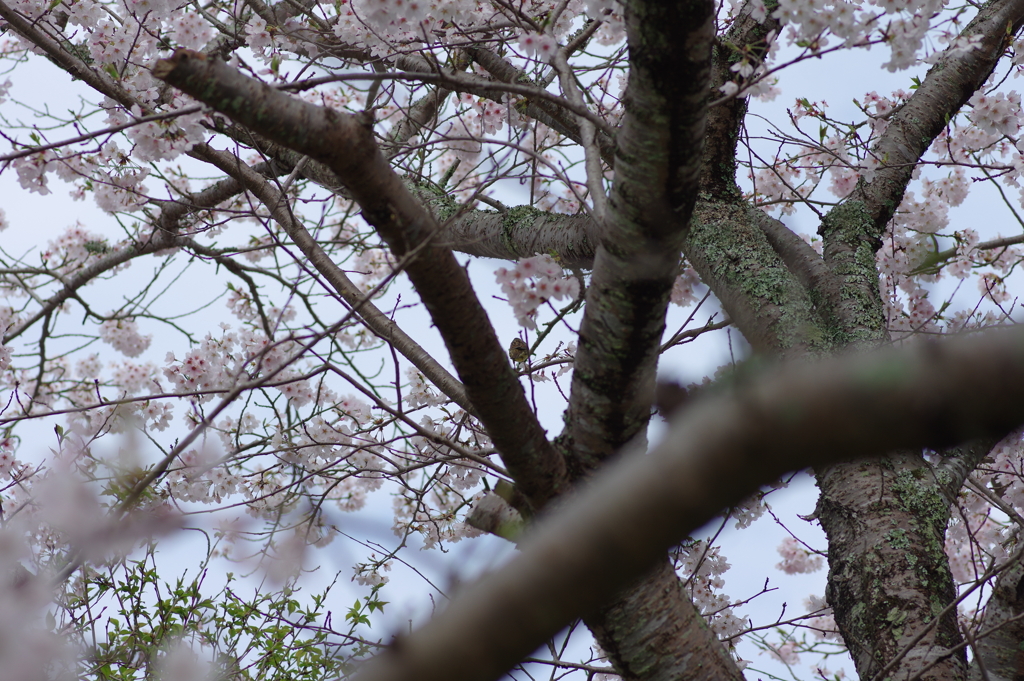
xmin=356 ymin=327 xmax=1024 ymax=681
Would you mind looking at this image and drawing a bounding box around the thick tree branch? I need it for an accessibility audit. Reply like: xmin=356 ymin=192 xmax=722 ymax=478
xmin=685 ymin=201 xmax=829 ymax=357
xmin=583 ymin=558 xmax=741 ymax=681
xmin=354 ymin=326 xmax=1024 ymax=681
xmin=700 ymin=0 xmax=780 ymax=197
xmin=562 ymin=0 xmax=716 ymax=470
xmin=817 ymin=450 xmax=967 ymax=680
xmin=810 ymin=11 xmax=1024 ymax=667
xmin=682 ymin=0 xmax=839 ymax=359
xmin=820 ymin=0 xmax=1024 ymax=345
xmin=967 ymin=556 xmax=1024 ymax=680
xmin=755 ymin=211 xmax=860 ymax=332
xmin=416 ymin=195 xmax=599 ymax=268
xmin=207 ymin=121 xmax=600 ymax=268
xmin=822 ymin=436 xmax=996 ymax=681
xmin=154 ymin=49 xmax=568 ymax=507
xmin=934 ymin=437 xmax=1002 ymax=505
xmin=554 ymin=2 xmax=744 ymax=678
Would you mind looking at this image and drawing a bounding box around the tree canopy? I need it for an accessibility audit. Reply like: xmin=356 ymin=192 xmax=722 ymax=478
xmin=2 ymin=0 xmax=1024 ymax=679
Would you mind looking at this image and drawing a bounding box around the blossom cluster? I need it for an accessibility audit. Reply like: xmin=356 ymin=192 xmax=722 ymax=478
xmin=165 ymin=449 xmax=243 ymax=504
xmin=41 ymin=224 xmax=118 ymax=274
xmin=405 ymin=367 xmax=447 ymax=408
xmin=161 ymin=327 xmax=308 ymax=404
xmin=495 ymin=254 xmax=581 ymax=328
xmin=670 ymin=266 xmax=703 ymax=307
xmin=98 ymin=318 xmax=152 ymax=358
xmin=945 ymin=429 xmax=1024 ymax=583
xmin=968 ymin=91 xmax=1022 ymax=138
xmin=776 ymin=536 xmax=825 ymax=574
xmin=673 ymin=540 xmax=746 ymax=640
xmin=770 ymin=0 xmax=961 ymax=71
xmin=517 ymin=31 xmax=558 ymax=62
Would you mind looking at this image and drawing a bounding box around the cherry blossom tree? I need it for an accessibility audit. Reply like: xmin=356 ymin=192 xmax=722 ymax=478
xmin=3 ymin=0 xmax=1024 ymax=678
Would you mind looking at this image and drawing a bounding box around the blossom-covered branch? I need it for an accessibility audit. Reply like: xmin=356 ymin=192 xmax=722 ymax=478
xmin=153 ymin=48 xmax=567 ymax=506
xmin=190 ymin=143 xmax=474 ymax=412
